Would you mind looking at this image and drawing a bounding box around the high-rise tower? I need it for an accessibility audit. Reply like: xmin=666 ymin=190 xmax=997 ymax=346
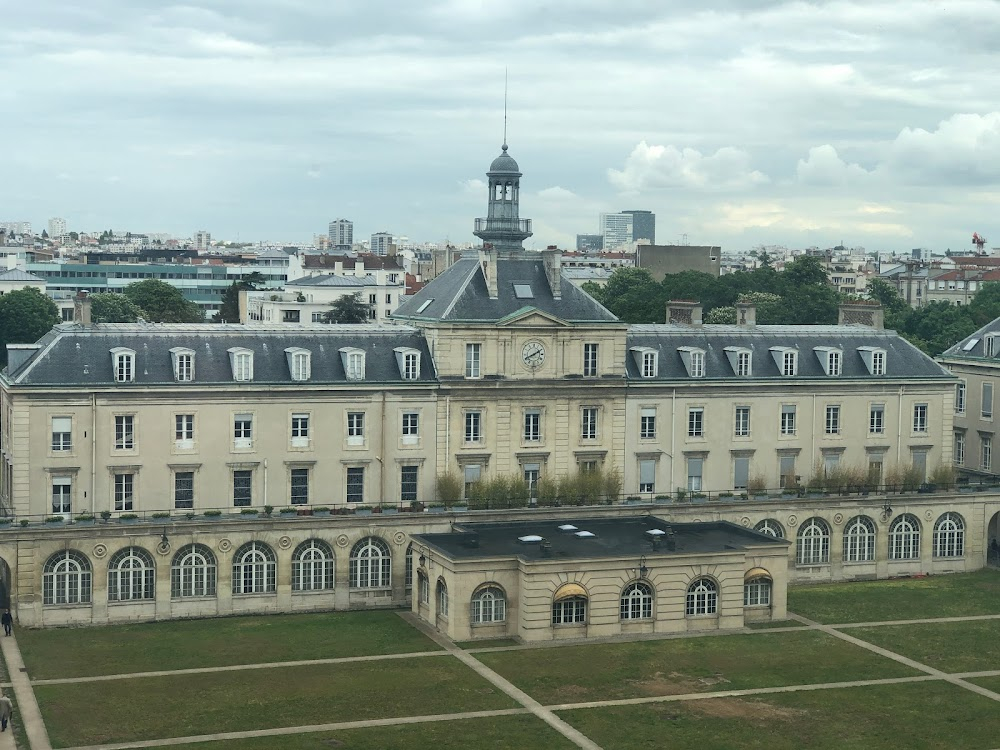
xmin=473 ymin=144 xmax=532 ymax=252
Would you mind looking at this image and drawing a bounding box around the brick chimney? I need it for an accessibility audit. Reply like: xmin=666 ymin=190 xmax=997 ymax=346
xmin=736 ymin=300 xmax=756 ymax=326
xmin=838 ymin=301 xmax=884 ymax=329
xmin=666 ymin=300 xmax=703 ymax=326
xmin=542 ymin=249 xmax=562 ymax=299
xmin=74 ymin=291 xmax=92 ymax=326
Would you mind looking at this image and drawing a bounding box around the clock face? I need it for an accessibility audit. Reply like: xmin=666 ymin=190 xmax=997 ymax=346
xmin=521 ymin=341 xmax=545 ymax=369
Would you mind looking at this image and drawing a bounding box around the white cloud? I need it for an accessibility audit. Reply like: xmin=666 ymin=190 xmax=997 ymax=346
xmin=608 ymin=141 xmax=769 ymax=193
xmin=796 ymin=145 xmax=874 ymax=186
xmin=885 ymin=112 xmax=1000 ymax=185
xmin=537 ymin=186 xmax=577 ymax=200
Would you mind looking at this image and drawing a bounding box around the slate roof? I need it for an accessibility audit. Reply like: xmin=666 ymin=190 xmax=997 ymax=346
xmin=285 ymin=275 xmax=374 ymax=288
xmin=940 ymin=316 xmax=1000 ymax=360
xmin=0 ymin=269 xmax=44 ymax=283
xmin=5 ymin=324 xmax=434 ymax=386
xmin=626 ymin=324 xmax=954 ymax=381
xmin=392 ymin=256 xmax=619 ymax=324
xmin=413 ymin=517 xmax=787 ymax=562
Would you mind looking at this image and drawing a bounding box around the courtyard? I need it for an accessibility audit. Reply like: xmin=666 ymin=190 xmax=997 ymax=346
xmin=1 ymin=571 xmax=999 ymax=749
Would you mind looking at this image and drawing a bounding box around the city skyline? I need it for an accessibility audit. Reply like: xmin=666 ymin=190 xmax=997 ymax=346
xmin=3 ymin=1 xmax=1000 ymax=253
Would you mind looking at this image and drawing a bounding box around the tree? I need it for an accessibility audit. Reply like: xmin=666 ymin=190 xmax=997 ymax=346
xmin=122 ymin=279 xmax=204 ymax=323
xmin=583 ymin=268 xmax=666 ymax=323
xmin=89 ymin=293 xmax=145 ymax=323
xmin=68 ymin=231 xmax=79 ymax=241
xmin=41 ymin=229 xmax=49 ymax=239
xmin=0 ymin=287 xmax=59 ymax=364
xmin=865 ymin=278 xmax=909 ymax=330
xmin=215 ymin=272 xmax=267 ymax=323
xmin=323 ymin=292 xmax=370 ymax=324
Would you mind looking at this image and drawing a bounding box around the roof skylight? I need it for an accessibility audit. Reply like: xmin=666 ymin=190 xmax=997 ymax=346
xmin=518 ymin=535 xmax=544 ymax=543
xmin=416 ymin=299 xmax=434 ymax=313
xmin=963 ymin=338 xmax=980 ymax=352
xmin=558 ymin=524 xmax=578 ymax=531
xmin=645 ymin=529 xmax=666 ymax=536
xmin=574 ymin=530 xmax=596 ymax=538
xmin=513 ymin=284 xmax=534 ymax=299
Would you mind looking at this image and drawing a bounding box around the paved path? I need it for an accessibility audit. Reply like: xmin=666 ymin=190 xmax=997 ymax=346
xmin=0 ymin=633 xmax=51 ymax=750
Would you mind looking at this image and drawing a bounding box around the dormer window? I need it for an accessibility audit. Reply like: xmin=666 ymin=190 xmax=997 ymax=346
xmin=110 ymin=347 xmax=136 ymax=383
xmin=857 ymin=346 xmax=887 ymax=376
xmin=677 ymin=347 xmax=706 ymax=378
xmin=630 ymin=347 xmax=658 ymax=378
xmin=228 ymin=347 xmax=254 ymax=382
xmin=340 ymin=347 xmax=366 ymax=380
xmin=285 ymin=347 xmax=311 ymax=382
xmin=170 ymin=347 xmax=195 ymax=382
xmin=770 ymin=347 xmax=797 ymax=376
xmin=724 ymin=347 xmax=752 ymax=377
xmin=986 ymin=335 xmax=999 ymax=357
xmin=394 ymin=347 xmax=421 ymax=380
xmin=814 ymin=347 xmax=843 ymax=376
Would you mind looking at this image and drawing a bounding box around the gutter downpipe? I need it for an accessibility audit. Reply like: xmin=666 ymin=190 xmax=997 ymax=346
xmin=90 ymin=393 xmax=97 ymax=514
xmin=670 ymin=388 xmax=676 ymax=493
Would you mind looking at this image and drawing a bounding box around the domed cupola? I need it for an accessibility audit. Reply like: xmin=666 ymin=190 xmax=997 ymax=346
xmin=474 ymin=143 xmax=532 ymax=252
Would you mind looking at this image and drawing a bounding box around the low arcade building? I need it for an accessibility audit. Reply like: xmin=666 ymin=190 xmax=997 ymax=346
xmin=410 ymin=516 xmax=788 ymax=643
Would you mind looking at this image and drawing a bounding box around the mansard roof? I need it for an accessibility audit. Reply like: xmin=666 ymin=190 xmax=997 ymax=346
xmin=940 ymin=316 xmax=1000 ymax=361
xmin=626 ymin=324 xmax=954 ymax=381
xmin=5 ymin=323 xmax=434 ymax=386
xmin=392 ymin=255 xmax=619 ymax=324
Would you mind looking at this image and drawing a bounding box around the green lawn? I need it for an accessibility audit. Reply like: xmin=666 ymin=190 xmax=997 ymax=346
xmin=36 ymin=656 xmax=516 ymax=748
xmin=475 ymin=630 xmax=919 ymax=705
xmin=559 ymin=681 xmax=1000 ymax=749
xmin=788 ymin=569 xmax=1000 ymax=624
xmin=19 ymin=610 xmax=438 ymax=679
xmin=139 ymin=715 xmax=577 ymax=750
xmin=456 ymin=638 xmax=522 ymax=649
xmin=849 ymin=619 xmax=1000 ymax=673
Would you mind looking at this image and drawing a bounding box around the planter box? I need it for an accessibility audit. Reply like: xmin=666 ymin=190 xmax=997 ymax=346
xmin=452 ymin=505 xmax=469 ymax=512
xmin=73 ymin=518 xmax=96 ymax=526
xmin=753 ymin=494 xmax=769 ymax=502
xmin=380 ymin=508 xmax=399 ymax=515
xmin=427 ymin=507 xmax=446 ymax=514
xmin=355 ymin=509 xmax=373 ymax=516
xmin=313 ymin=510 xmax=331 ymax=517
xmin=203 ymin=514 xmax=223 ymax=521
xmin=119 ymin=518 xmax=139 ymax=524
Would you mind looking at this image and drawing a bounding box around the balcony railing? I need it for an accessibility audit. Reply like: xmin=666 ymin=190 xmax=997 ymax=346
xmin=474 ymin=217 xmax=532 ymax=235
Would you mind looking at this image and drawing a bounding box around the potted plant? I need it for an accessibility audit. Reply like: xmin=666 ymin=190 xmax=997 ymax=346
xmin=380 ymin=503 xmax=398 ymax=515
xmin=355 ymin=505 xmax=373 ymax=516
xmin=0 ymin=518 xmax=14 ymax=529
xmin=184 ymin=512 xmax=196 ymax=520
xmin=45 ymin=515 xmax=65 ymax=524
xmin=675 ymin=489 xmax=688 ymax=503
xmin=119 ymin=513 xmax=139 ymax=524
xmin=101 ymin=510 xmax=112 ymax=522
xmin=152 ymin=512 xmax=171 ymax=520
xmin=203 ymin=509 xmax=223 ymax=520
xmin=427 ymin=503 xmax=446 ymax=514
xmin=624 ymin=495 xmax=643 ymax=505
xmin=19 ymin=519 xmax=29 ymax=527
xmin=279 ymin=506 xmax=298 ymax=516
xmin=240 ymin=508 xmax=260 ymax=516
xmin=263 ymin=505 xmax=274 ymax=516
xmin=409 ymin=500 xmax=424 ymax=513
xmin=313 ymin=506 xmax=331 ymax=517
xmin=691 ymin=492 xmax=708 ymax=502
xmin=73 ymin=513 xmax=95 ymax=525
xmin=719 ymin=491 xmax=735 ymax=501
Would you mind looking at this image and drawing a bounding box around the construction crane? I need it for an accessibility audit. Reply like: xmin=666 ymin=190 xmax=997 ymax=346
xmin=973 ymin=232 xmax=987 ymax=254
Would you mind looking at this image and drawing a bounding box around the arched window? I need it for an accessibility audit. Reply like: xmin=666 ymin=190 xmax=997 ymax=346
xmin=620 ymin=581 xmax=654 ymax=620
xmin=170 ymin=544 xmax=217 ymax=598
xmin=232 ymin=541 xmax=276 ymax=595
xmin=843 ymin=516 xmax=877 ymax=563
xmin=107 ymin=546 xmax=155 ymax=602
xmin=796 ymin=518 xmax=830 ymax=565
xmin=350 ymin=537 xmax=391 ymax=589
xmin=292 ymin=539 xmax=334 ymax=592
xmin=436 ymin=579 xmax=449 ymax=617
xmin=933 ymin=512 xmax=965 ymax=558
xmin=471 ymin=585 xmax=506 ymax=624
xmin=754 ymin=519 xmax=784 ymax=538
xmin=43 ymin=550 xmax=92 ymax=605
xmin=685 ymin=577 xmax=718 ymax=615
xmin=744 ymin=569 xmax=772 ymax=607
xmin=552 ymin=583 xmax=587 ymax=625
xmin=889 ymin=514 xmax=921 ymax=560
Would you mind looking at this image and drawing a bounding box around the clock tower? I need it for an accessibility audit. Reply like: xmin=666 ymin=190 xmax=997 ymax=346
xmin=473 ymin=143 xmax=533 ymax=253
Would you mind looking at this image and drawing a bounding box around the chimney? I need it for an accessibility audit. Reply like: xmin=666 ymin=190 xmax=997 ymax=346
xmin=542 ymin=249 xmax=562 ymax=299
xmin=6 ymin=344 xmax=41 ymax=373
xmin=735 ymin=300 xmax=756 ymax=326
xmin=666 ymin=300 xmax=702 ymax=326
xmin=74 ymin=291 xmax=92 ymax=326
xmin=838 ymin=301 xmax=884 ymax=329
xmin=480 ymin=247 xmax=499 ymax=299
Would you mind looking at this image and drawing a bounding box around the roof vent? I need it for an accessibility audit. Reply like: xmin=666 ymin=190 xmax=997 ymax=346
xmin=574 ymin=530 xmax=596 ymax=538
xmin=558 ymin=524 xmax=578 ymax=532
xmin=645 ymin=529 xmax=666 ymax=537
xmin=518 ymin=535 xmax=544 ymax=544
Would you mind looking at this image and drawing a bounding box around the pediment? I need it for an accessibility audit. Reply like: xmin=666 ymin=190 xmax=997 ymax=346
xmin=497 ymin=307 xmax=571 ymax=327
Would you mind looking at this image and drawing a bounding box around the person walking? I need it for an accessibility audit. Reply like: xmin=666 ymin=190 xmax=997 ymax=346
xmin=0 ymin=692 xmax=12 ymax=732
xmin=0 ymin=611 xmax=11 ymax=637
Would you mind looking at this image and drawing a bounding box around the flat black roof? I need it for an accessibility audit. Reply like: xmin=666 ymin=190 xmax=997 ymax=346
xmin=412 ymin=516 xmax=788 ymax=562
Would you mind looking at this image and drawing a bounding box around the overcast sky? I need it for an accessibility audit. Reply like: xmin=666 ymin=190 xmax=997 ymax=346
xmin=4 ymin=0 xmax=1000 ymax=253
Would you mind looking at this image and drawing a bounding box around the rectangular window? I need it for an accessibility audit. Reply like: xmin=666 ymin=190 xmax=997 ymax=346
xmin=988 ymin=336 xmax=997 ymax=357
xmin=290 ymin=468 xmax=309 ymax=504
xmin=827 ymin=351 xmax=841 ymax=376
xmin=233 ymin=470 xmax=252 ymax=506
xmin=465 ymin=343 xmax=481 ymax=378
xmin=734 ymin=456 xmax=750 ymax=490
xmin=782 ymin=351 xmax=796 ymax=376
xmin=52 ymin=476 xmax=72 ymax=514
xmin=780 ymin=404 xmax=796 ymax=435
xmin=687 ymin=407 xmax=704 ymax=438
xmin=175 ymin=414 xmax=194 ymax=447
xmin=347 ymin=412 xmax=365 ymax=445
xmin=983 ymin=383 xmax=994 ymax=419
xmin=983 ymin=436 xmax=993 ymax=471
xmin=290 ymin=352 xmax=310 ymax=380
xmin=734 ymin=406 xmax=750 ymax=437
xmin=345 ymin=352 xmax=365 ymax=380
xmin=954 ymin=432 xmax=965 ymax=465
xmin=689 ymin=351 xmax=704 ymax=377
xmin=115 ymin=353 xmax=134 ymax=382
xmin=51 ymin=416 xmax=72 ymax=451
xmin=956 ymin=382 xmax=966 ymax=414
xmin=346 ymin=467 xmax=365 ymax=503
xmin=465 ymin=411 xmax=482 ymax=443
xmin=868 ymin=455 xmax=884 ymax=483
xmin=401 ymin=465 xmax=418 ymax=503
xmin=174 ymin=471 xmax=194 ymax=509
xmin=234 ymin=413 xmax=253 ymax=449
xmin=779 ymin=455 xmax=796 ymax=488
xmin=114 ymin=473 xmax=134 ymax=511
xmin=523 ymin=463 xmax=540 ymax=500
xmin=642 ymin=351 xmax=657 ymax=377
xmin=463 ymin=464 xmax=482 ymax=498
xmin=872 ymin=350 xmax=886 ymax=376
xmin=913 ymin=403 xmax=928 ymax=433
xmin=402 ymin=412 xmax=419 ymax=443
xmin=114 ymin=415 xmax=134 ymax=450
xmin=687 ymin=457 xmax=703 ymax=492
xmin=403 ymin=352 xmax=419 ymax=380
xmin=640 ymin=407 xmax=656 ymax=439
xmin=233 ymin=352 xmax=253 ymax=381
xmin=736 ymin=351 xmax=751 ymax=377
xmin=824 ymin=453 xmax=841 ymax=474
xmin=870 ymin=404 xmax=885 ymax=434
xmin=583 ymin=343 xmax=598 ymax=377
xmin=638 ymin=459 xmax=655 ymax=493
xmin=523 ymin=410 xmax=541 ymax=442
xmin=581 ymin=407 xmax=598 ymax=440
xmin=291 ymin=413 xmax=310 ymax=447
xmin=175 ymin=353 xmax=193 ymax=381
xmin=825 ymin=405 xmax=841 ymax=435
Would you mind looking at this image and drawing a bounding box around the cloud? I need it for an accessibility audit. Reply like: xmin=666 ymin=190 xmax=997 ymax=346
xmin=537 ymin=186 xmax=577 ymax=200
xmin=884 ymin=112 xmax=1000 ymax=185
xmin=796 ymin=145 xmax=874 ymax=186
xmin=459 ymin=178 xmax=486 ymax=196
xmin=608 ymin=141 xmax=769 ymax=192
